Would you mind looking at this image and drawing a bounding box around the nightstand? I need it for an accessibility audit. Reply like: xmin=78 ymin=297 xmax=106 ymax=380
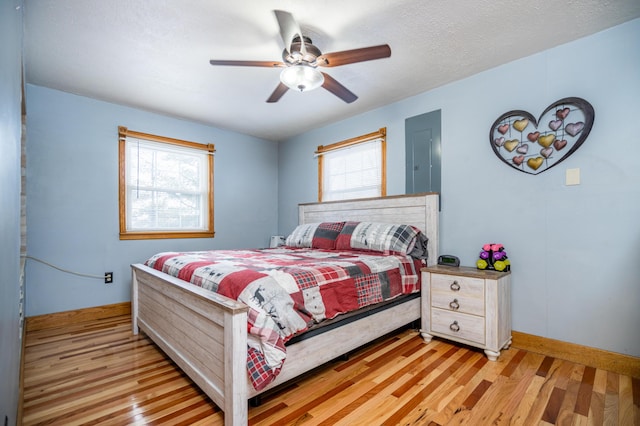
xmin=421 ymin=265 xmax=511 ymax=361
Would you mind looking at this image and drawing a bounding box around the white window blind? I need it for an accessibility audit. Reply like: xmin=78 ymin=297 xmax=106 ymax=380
xmin=126 ymin=139 xmax=209 ymax=231
xmin=321 ymin=140 xmax=382 ymax=201
xmin=317 ymin=127 xmax=386 ymax=202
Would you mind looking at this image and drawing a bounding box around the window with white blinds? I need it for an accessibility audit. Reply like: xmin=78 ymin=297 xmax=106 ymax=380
xmin=118 ymin=126 xmax=215 ymax=240
xmin=317 ymin=128 xmax=386 ymax=202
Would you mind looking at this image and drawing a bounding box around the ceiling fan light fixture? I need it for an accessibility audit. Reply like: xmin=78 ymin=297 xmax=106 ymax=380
xmin=280 ymin=64 xmax=324 ymax=92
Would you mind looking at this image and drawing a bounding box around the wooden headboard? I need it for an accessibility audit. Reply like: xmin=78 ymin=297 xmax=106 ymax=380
xmin=298 ymin=193 xmax=439 ymax=266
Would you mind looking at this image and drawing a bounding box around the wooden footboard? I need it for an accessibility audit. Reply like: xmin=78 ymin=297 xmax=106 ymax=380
xmin=132 ymin=264 xmax=249 ymax=426
xmin=132 ymin=263 xmax=423 ymax=425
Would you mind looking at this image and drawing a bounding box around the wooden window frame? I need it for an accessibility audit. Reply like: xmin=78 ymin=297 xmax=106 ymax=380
xmin=316 ymin=127 xmax=387 ymax=202
xmin=118 ymin=126 xmax=215 ymax=240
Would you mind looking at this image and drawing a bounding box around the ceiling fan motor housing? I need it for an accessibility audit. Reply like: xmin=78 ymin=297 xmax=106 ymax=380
xmin=283 ymin=36 xmax=322 ymax=65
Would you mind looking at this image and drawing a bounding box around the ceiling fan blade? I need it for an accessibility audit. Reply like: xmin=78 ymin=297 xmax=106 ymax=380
xmin=317 ymin=44 xmax=391 ymax=67
xmin=266 ymin=82 xmax=289 ymax=103
xmin=209 ymin=59 xmax=285 ymax=68
xmin=321 ymin=73 xmax=357 ymax=103
xmin=274 ymin=10 xmax=306 ymax=55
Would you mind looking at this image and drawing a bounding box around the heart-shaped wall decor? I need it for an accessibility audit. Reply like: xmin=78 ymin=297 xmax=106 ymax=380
xmin=489 ymin=97 xmax=594 ymax=175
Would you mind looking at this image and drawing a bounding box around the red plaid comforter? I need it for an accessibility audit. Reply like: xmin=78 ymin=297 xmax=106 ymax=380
xmin=145 ymin=247 xmax=423 ymax=390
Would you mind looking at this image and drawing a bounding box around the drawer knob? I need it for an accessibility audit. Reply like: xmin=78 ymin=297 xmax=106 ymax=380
xmin=449 ymin=321 xmax=460 ymax=332
xmin=450 ymin=281 xmax=461 ymax=291
xmin=449 ymin=299 xmax=460 ymax=310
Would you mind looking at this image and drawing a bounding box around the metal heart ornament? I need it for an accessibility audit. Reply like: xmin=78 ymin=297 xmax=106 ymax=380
xmin=490 ymin=97 xmax=594 ymax=175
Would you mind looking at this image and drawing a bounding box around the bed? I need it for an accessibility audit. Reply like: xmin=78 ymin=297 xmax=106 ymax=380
xmin=131 ymin=192 xmax=439 ymax=426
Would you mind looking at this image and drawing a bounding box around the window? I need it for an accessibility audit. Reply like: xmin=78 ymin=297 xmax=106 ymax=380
xmin=317 ymin=127 xmax=386 ymax=202
xmin=118 ymin=126 xmax=215 ymax=240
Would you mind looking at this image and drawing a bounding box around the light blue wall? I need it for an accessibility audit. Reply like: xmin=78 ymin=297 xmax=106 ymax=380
xmin=23 ymin=18 xmax=640 ymax=358
xmin=25 ymin=85 xmax=279 ymax=316
xmin=278 ymin=19 xmax=640 ymax=357
xmin=0 ymin=0 xmax=24 ymax=423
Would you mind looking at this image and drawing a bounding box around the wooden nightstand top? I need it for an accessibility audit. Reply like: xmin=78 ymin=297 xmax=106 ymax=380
xmin=422 ymin=265 xmax=511 ymax=279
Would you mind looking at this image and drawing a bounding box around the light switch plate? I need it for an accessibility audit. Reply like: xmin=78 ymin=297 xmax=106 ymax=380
xmin=566 ymin=168 xmax=580 ymax=185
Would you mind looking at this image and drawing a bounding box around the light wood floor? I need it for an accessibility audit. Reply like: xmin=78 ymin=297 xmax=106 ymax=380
xmin=22 ymin=314 xmax=639 ymax=425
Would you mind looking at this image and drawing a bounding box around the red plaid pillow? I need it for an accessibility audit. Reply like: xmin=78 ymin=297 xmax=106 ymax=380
xmin=311 ymin=222 xmax=346 ymax=249
xmin=335 ymin=221 xmax=361 ymax=251
xmin=285 ymin=222 xmax=345 ymax=249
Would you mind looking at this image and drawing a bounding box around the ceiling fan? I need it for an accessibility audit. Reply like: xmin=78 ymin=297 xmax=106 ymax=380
xmin=209 ymin=10 xmax=391 ymax=104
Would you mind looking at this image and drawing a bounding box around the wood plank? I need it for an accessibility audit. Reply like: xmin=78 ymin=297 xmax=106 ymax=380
xmin=431 ymin=355 xmax=490 ymax=424
xmin=633 ymin=377 xmax=640 ymax=426
xmin=604 ymin=371 xmax=620 ymax=425
xmin=385 ymin=349 xmax=481 ymax=425
xmin=575 ymin=366 xmax=596 ymax=416
xmin=542 ymin=387 xmax=567 ymax=424
xmin=537 ymin=355 xmax=556 ymax=377
xmin=521 ymin=359 xmax=573 ymax=425
xmin=589 ymin=387 xmax=605 ymax=425
xmin=455 ymin=349 xmax=537 ymax=424
xmin=556 ymin=376 xmax=581 ymax=425
xmin=619 ymin=375 xmax=634 ymax=426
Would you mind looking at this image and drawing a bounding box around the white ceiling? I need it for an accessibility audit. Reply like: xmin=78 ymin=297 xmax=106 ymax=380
xmin=24 ymin=0 xmax=640 ymax=141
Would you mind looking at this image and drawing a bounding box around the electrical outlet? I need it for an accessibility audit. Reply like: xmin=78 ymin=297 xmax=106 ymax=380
xmin=105 ymin=272 xmax=113 ymax=284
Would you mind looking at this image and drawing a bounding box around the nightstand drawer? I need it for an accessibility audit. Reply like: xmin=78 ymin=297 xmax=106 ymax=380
xmin=430 ymin=274 xmax=485 ymax=316
xmin=431 ymin=291 xmax=484 ymax=316
xmin=431 ymin=274 xmax=484 ymax=298
xmin=431 ymin=308 xmax=485 ymax=345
